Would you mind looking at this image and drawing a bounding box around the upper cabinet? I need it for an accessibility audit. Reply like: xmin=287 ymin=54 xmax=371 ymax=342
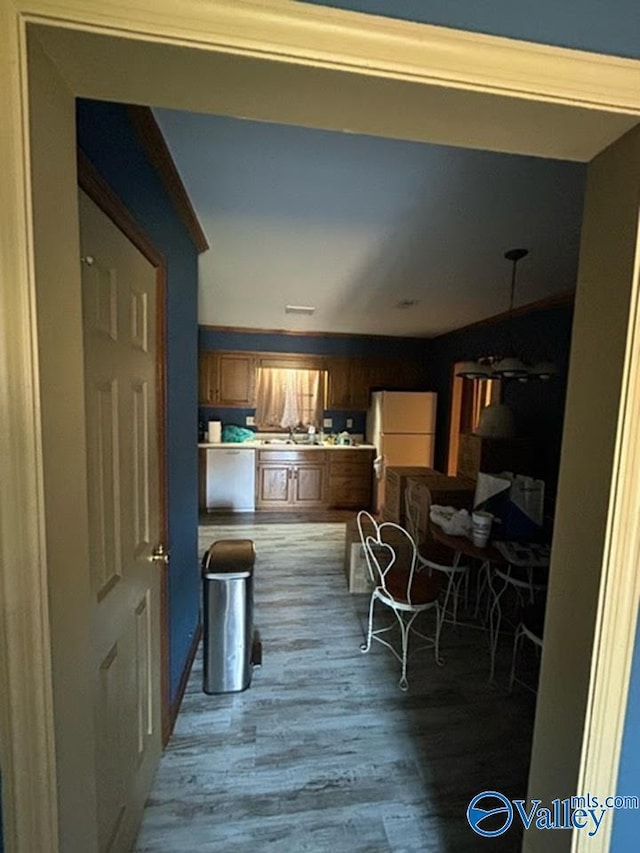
xmin=199 ymin=351 xmax=256 ymax=407
xmin=326 ymin=357 xmax=370 ymax=410
xmin=199 ymin=348 xmax=425 ymax=410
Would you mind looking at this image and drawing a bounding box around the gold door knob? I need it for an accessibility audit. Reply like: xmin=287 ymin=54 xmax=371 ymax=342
xmin=150 ymin=544 xmax=170 ymax=564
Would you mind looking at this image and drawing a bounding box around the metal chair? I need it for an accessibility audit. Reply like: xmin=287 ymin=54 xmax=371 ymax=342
xmin=488 ymin=563 xmax=548 ymax=682
xmin=404 ymin=481 xmax=470 ymax=629
xmin=357 ymin=510 xmax=442 ymax=691
xmin=509 ymin=602 xmax=546 ymax=693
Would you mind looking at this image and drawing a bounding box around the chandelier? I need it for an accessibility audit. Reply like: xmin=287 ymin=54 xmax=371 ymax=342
xmin=456 ymin=248 xmax=557 ymax=381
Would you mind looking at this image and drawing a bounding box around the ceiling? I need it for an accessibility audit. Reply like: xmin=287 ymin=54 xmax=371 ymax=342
xmin=154 ymin=108 xmax=587 ymax=337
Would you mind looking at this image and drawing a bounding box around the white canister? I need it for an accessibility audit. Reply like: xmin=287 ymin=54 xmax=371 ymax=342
xmin=471 ymin=511 xmax=493 ymax=548
xmin=207 ymin=420 xmax=222 ymax=443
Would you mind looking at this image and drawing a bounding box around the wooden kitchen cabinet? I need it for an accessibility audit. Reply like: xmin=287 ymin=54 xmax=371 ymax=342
xmin=326 ymin=357 xmax=371 ymax=410
xmin=199 ymin=351 xmax=256 ymax=407
xmin=255 ymin=449 xmax=327 ymax=509
xmin=327 ymin=449 xmax=374 ymax=509
xmin=255 ymin=462 xmax=291 ymax=506
xmin=198 ymin=351 xmax=216 ymax=404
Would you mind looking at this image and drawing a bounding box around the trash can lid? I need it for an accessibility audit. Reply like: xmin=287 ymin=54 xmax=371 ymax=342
xmin=202 ymin=539 xmax=255 ymax=576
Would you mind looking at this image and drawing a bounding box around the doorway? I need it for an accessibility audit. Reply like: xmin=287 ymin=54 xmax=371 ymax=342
xmin=2 ymin=6 xmax=640 ymax=852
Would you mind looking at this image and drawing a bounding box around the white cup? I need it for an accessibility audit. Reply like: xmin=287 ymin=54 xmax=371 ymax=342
xmin=471 ymin=511 xmax=493 ymax=548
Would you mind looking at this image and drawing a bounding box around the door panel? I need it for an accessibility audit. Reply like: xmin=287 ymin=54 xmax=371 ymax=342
xmin=80 ymin=190 xmax=162 ymax=853
xmin=381 ymin=434 xmax=435 ymax=468
xmin=381 ymin=392 xmax=437 ymax=434
xmin=293 ymin=463 xmax=326 ymax=505
xmin=257 ymin=463 xmax=291 ymax=506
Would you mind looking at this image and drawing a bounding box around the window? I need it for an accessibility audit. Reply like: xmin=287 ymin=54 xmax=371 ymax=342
xmin=254 ymin=367 xmax=326 ymax=429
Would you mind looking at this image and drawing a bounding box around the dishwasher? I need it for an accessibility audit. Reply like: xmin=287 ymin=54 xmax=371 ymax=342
xmin=206 ymin=448 xmax=256 ymax=511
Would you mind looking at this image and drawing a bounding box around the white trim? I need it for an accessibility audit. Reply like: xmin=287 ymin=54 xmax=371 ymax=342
xmin=18 ymin=0 xmax=640 ymax=113
xmin=0 ymin=7 xmax=59 ymax=853
xmin=1 ymin=2 xmax=639 ymax=851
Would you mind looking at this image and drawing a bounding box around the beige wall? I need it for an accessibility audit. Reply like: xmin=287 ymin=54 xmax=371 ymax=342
xmin=525 ymin=124 xmax=640 ymax=851
xmin=28 ymin=35 xmax=99 ymax=853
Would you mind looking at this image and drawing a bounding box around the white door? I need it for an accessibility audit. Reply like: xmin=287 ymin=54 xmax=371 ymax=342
xmin=80 ymin=190 xmax=163 ymax=853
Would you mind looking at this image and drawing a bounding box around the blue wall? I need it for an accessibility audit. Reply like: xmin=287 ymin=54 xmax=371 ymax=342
xmin=77 ymin=100 xmax=200 ymax=707
xmin=612 ymin=606 xmax=640 ymax=846
xmin=429 ymin=300 xmax=574 ymax=498
xmin=301 ymin=0 xmax=640 ymax=60
xmin=199 ymin=326 xmax=430 ymax=435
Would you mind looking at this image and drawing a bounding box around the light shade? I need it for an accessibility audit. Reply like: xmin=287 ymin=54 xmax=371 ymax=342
xmin=530 ymin=361 xmax=558 ymax=380
xmin=456 ymin=360 xmax=493 ymax=379
xmin=491 ymin=356 xmax=529 ymax=378
xmin=455 ymin=248 xmax=557 ymax=383
xmin=475 ymin=403 xmax=516 ymax=438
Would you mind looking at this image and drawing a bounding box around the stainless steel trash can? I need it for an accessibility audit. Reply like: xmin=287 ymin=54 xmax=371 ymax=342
xmin=202 ymin=539 xmax=256 ymax=694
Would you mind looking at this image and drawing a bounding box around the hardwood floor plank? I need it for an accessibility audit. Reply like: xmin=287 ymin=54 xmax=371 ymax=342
xmin=135 ymin=522 xmax=535 ymax=852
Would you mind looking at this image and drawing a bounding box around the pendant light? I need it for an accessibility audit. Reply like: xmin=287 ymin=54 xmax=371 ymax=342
xmin=456 ymin=248 xmax=557 ymax=381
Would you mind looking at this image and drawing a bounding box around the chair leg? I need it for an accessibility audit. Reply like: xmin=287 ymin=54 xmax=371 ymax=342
xmin=475 ymin=562 xmax=489 ymax=619
xmin=509 ymin=625 xmax=525 ymax=693
xmin=464 ymin=570 xmax=470 ymax=612
xmin=360 ymin=592 xmax=376 ymax=653
xmin=434 ymin=602 xmax=444 ymax=666
xmin=440 ymin=570 xmax=456 ymax=628
xmin=452 ymin=571 xmax=467 ymax=626
xmin=397 ymin=610 xmax=419 ymax=692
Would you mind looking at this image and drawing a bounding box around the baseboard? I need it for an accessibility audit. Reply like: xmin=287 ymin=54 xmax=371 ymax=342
xmin=165 ymin=622 xmax=202 ymax=744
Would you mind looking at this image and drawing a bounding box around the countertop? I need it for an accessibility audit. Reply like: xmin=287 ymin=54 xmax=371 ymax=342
xmin=198 ymin=441 xmax=376 ymax=451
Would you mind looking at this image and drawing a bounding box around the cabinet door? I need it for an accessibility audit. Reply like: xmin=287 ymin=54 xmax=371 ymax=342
xmin=291 ymin=463 xmax=326 ymax=506
xmin=256 ymin=463 xmax=291 ymax=507
xmin=326 ymin=357 xmax=352 ymax=409
xmin=350 ymin=358 xmax=371 ymax=410
xmin=327 ymin=451 xmax=373 ymax=509
xmin=367 ymin=357 xmax=396 ymax=393
xmin=198 ymin=352 xmax=217 ymax=404
xmin=216 ymin=352 xmax=256 ymax=407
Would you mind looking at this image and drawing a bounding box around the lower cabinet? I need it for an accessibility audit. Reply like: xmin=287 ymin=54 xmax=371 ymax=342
xmin=255 ymin=450 xmax=327 ymax=509
xmin=327 ymin=450 xmax=374 ymax=509
xmin=255 ymin=448 xmax=374 ymax=510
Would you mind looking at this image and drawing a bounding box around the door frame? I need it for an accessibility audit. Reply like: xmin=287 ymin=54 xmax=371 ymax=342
xmin=1 ymin=2 xmax=640 ymax=852
xmin=77 ymin=150 xmax=171 ymax=744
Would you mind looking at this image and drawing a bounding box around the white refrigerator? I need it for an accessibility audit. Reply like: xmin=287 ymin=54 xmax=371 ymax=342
xmin=366 ymin=391 xmax=437 ymax=512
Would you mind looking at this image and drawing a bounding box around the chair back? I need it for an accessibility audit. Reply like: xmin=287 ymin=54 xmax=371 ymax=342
xmin=357 ymin=511 xmax=420 ymax=605
xmin=404 ymin=481 xmax=432 ymax=545
xmin=356 ymin=510 xmax=380 ymax=585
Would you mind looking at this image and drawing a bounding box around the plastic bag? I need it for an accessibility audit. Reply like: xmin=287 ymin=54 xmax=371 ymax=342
xmin=430 ymin=506 xmax=472 ymax=537
xmin=221 ymin=424 xmax=255 ymax=443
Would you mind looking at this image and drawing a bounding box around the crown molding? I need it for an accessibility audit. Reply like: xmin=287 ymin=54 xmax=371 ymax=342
xmin=431 ymin=290 xmax=575 ymax=340
xmin=126 ymin=105 xmax=209 ymax=253
xmin=199 ymin=323 xmax=430 ymax=342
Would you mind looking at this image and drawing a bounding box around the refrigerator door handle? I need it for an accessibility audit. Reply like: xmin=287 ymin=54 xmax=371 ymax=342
xmin=373 ymin=455 xmax=384 ymax=480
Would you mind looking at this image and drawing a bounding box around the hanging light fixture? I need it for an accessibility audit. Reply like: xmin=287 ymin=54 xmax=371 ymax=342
xmin=456 ymin=248 xmax=557 ymax=382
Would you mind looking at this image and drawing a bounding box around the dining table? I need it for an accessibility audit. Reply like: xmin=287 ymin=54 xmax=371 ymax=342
xmin=428 ymin=521 xmax=549 ymax=682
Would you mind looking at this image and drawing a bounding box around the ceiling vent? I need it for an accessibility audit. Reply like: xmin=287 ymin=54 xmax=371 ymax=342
xmin=285 ymin=305 xmax=315 ymax=315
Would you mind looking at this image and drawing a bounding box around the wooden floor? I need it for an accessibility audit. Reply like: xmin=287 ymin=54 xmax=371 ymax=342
xmin=135 ymin=522 xmax=537 ymax=852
